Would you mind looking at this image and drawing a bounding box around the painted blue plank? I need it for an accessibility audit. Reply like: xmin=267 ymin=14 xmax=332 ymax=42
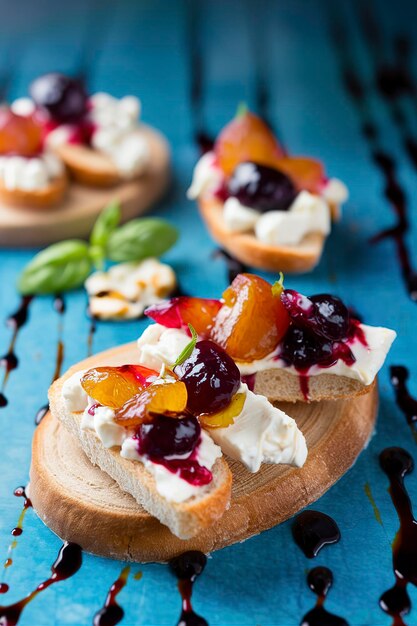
xmin=0 ymin=0 xmax=417 ymax=624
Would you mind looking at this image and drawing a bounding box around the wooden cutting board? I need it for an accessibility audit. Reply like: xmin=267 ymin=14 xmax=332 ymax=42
xmin=0 ymin=125 xmax=170 ymax=248
xmin=29 ymin=342 xmax=378 ymax=563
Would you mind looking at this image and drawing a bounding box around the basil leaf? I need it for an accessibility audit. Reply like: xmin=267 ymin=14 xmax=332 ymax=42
xmin=106 ymin=218 xmax=178 ymax=263
xmin=90 ymin=201 xmax=121 ymax=249
xmin=18 ymin=240 xmax=92 ymax=295
xmin=172 ymin=324 xmax=198 ymax=368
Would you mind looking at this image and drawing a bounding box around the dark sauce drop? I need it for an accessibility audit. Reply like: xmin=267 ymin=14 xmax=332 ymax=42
xmin=212 ymin=248 xmax=248 ymax=284
xmin=379 ymin=447 xmax=417 ymax=625
xmin=0 ymin=542 xmax=82 ymax=625
xmin=0 ymin=296 xmax=33 ymax=409
xmin=169 ymin=551 xmax=208 ymax=626
xmin=301 ymin=567 xmax=349 ymax=626
xmin=93 ymin=566 xmax=130 ymax=626
xmin=390 ymin=366 xmax=417 ymax=424
xmin=292 ymin=510 xmax=341 ymax=558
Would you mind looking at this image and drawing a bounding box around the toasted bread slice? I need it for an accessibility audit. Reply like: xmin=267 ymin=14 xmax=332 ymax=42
xmin=252 ymin=368 xmax=374 ymax=403
xmin=0 ymin=172 xmax=67 ymax=209
xmin=54 ymin=126 xmax=159 ymax=188
xmin=30 ymin=379 xmax=378 ymax=562
xmin=49 ymin=370 xmax=232 ymax=540
xmin=198 ymin=195 xmax=325 ymax=273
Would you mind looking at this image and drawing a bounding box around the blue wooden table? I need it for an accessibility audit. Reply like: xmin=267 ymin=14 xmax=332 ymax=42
xmin=0 ymin=0 xmax=417 ymax=624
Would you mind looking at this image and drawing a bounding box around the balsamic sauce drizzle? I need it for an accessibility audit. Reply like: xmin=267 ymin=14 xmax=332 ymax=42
xmin=0 ymin=487 xmax=33 ymax=595
xmin=35 ymin=294 xmax=66 ymax=425
xmin=93 ymin=566 xmax=130 ymax=626
xmin=390 ymin=366 xmax=417 ymax=443
xmin=0 ymin=296 xmax=33 ymax=409
xmin=329 ymin=9 xmax=417 ymax=302
xmin=357 ymin=5 xmax=417 ymax=171
xmin=292 ymin=510 xmax=341 ymax=558
xmin=169 ymin=551 xmax=208 ymax=626
xmin=301 ymin=567 xmax=349 ymax=626
xmin=212 ymin=248 xmax=248 ymax=284
xmin=0 ymin=541 xmax=82 ymax=626
xmin=379 ymin=447 xmax=417 ymax=625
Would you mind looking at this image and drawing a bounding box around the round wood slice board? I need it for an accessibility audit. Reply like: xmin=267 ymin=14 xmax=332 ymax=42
xmin=0 ymin=125 xmax=170 ymax=248
xmin=29 ymin=342 xmax=378 ymax=563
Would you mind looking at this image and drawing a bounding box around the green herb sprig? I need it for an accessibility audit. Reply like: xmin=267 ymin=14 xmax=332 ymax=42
xmin=18 ymin=202 xmax=179 ymax=295
xmin=171 ymin=324 xmax=198 ymax=368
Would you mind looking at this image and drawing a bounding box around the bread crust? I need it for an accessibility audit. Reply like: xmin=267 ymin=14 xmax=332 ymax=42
xmin=54 ymin=127 xmax=157 ymax=188
xmin=30 ymin=374 xmax=378 ymax=561
xmin=252 ymin=368 xmax=374 ymax=403
xmin=49 ymin=369 xmax=232 ymax=540
xmin=198 ymin=195 xmax=325 ymax=273
xmin=0 ymin=172 xmax=67 ymax=209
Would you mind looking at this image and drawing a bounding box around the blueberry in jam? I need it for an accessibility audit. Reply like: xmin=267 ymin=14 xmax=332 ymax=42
xmin=137 ymin=414 xmax=200 ymax=459
xmin=227 ymin=161 xmax=296 ymax=212
xmin=30 ymin=73 xmax=88 ymax=123
xmin=281 ymin=290 xmax=350 ymax=342
xmin=310 ymin=294 xmax=350 ymax=341
xmin=280 ymin=326 xmax=334 ymax=369
xmin=174 ymin=340 xmax=240 ymax=415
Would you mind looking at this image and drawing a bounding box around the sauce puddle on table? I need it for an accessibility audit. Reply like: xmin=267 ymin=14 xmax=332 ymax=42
xmin=34 ymin=294 xmax=66 ymax=425
xmin=0 ymin=541 xmax=82 ymax=625
xmin=301 ymin=567 xmax=349 ymax=626
xmin=379 ymin=447 xmax=417 ymax=625
xmin=0 ymin=296 xmax=33 ymax=409
xmin=292 ymin=510 xmax=341 ymax=558
xmin=169 ymin=551 xmax=208 ymax=626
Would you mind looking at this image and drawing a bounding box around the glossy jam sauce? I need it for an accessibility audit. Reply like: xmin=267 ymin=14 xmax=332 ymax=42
xmin=292 ymin=510 xmax=341 ymax=558
xmin=93 ymin=566 xmax=130 ymax=626
xmin=169 ymin=551 xmax=208 ymax=626
xmin=0 ymin=542 xmax=82 ymax=625
xmin=136 ymin=416 xmax=212 ymax=487
xmin=280 ymin=291 xmax=366 ymax=400
xmin=0 ymin=296 xmax=33 ymax=409
xmin=379 ymin=447 xmax=417 ymax=625
xmin=301 ymin=567 xmax=349 ymax=626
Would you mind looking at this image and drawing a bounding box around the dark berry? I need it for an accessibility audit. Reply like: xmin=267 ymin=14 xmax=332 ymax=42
xmin=280 ymin=326 xmax=333 ymax=370
xmin=228 ymin=161 xmax=296 ymax=212
xmin=281 ymin=290 xmax=350 ymax=342
xmin=310 ymin=294 xmax=350 ymax=341
xmin=138 ymin=414 xmax=200 ymax=459
xmin=169 ymin=551 xmax=207 ymax=581
xmin=30 ymin=73 xmax=88 ymax=123
xmin=174 ymin=340 xmax=240 ymax=415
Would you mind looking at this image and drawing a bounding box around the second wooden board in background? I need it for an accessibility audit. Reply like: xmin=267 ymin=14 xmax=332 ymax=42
xmin=0 ymin=125 xmax=170 ymax=247
xmin=30 ymin=342 xmax=378 ymax=562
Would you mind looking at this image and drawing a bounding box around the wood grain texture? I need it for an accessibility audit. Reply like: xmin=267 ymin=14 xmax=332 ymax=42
xmin=0 ymin=125 xmax=170 ymax=247
xmin=29 ymin=341 xmax=378 ymax=562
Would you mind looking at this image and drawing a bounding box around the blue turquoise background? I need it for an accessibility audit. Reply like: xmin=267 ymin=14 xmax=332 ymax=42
xmin=0 ymin=0 xmax=417 ymax=624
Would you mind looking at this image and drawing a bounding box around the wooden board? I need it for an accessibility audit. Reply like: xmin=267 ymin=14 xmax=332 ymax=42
xmin=0 ymin=125 xmax=170 ymax=248
xmin=29 ymin=342 xmax=378 ymax=563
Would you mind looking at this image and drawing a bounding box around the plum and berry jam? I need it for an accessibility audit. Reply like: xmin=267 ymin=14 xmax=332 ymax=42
xmin=136 ymin=415 xmax=212 ymax=486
